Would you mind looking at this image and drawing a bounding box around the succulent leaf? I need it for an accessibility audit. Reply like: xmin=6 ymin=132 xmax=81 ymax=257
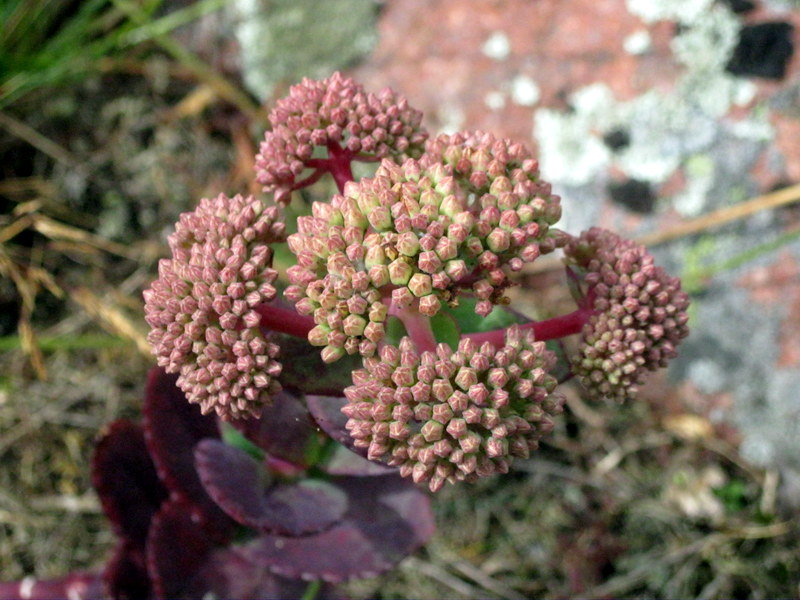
xmin=305 ymin=395 xmax=360 ymax=453
xmin=230 ymin=390 xmax=316 ymax=467
xmin=91 ymin=419 xmax=167 ymax=546
xmin=146 ymin=499 xmax=214 ymax=600
xmin=321 ymin=444 xmax=397 ymax=477
xmin=195 ymin=439 xmax=348 ymax=536
xmin=241 ymin=475 xmax=434 ymax=582
xmin=142 ymin=367 xmax=234 ymax=542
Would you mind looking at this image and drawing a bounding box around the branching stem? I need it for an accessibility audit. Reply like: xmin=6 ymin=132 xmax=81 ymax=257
xmin=389 ymin=303 xmax=437 ymax=353
xmin=325 ymin=141 xmax=354 ymax=192
xmin=464 ymin=305 xmax=595 ymax=347
xmin=254 ymin=304 xmax=314 ymax=338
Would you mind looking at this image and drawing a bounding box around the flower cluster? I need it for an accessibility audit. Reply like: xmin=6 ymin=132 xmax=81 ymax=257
xmin=564 ymin=227 xmax=691 ymax=400
xmin=342 ymin=327 xmax=564 ymax=492
xmin=140 ymin=74 xmax=690 ymax=493
xmin=284 ymin=132 xmax=564 ymax=361
xmin=255 ymin=72 xmax=429 ymax=204
xmin=143 ymin=194 xmax=286 ymax=419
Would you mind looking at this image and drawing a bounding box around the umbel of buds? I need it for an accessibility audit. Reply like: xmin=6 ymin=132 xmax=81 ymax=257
xmin=564 ymin=228 xmax=691 ymax=400
xmin=284 ymin=131 xmax=564 ymax=362
xmin=143 ymin=194 xmax=286 ymax=419
xmin=255 ymin=72 xmax=429 ymax=204
xmin=342 ymin=327 xmax=564 ymax=492
xmin=141 ymin=72 xmax=690 ymax=491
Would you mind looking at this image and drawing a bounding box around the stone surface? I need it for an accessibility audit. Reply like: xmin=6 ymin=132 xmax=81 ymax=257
xmin=229 ymin=0 xmax=379 ymax=101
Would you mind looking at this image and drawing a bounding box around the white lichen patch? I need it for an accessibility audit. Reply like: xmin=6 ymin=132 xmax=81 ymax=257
xmin=670 ymin=8 xmax=740 ymax=71
xmin=533 ymin=1 xmax=772 ymax=206
xmin=483 ymin=90 xmax=506 ymax=111
xmin=623 ymin=29 xmax=652 ymax=55
xmin=626 ymin=0 xmax=715 ymax=25
xmin=231 ymin=0 xmax=378 ymax=101
xmin=733 ymin=79 xmax=758 ymax=107
xmin=510 ymin=75 xmax=541 ymax=106
xmin=534 ymin=84 xmax=613 ymax=187
xmin=673 ymin=154 xmax=715 ymax=217
xmin=481 ymin=31 xmax=511 ymax=60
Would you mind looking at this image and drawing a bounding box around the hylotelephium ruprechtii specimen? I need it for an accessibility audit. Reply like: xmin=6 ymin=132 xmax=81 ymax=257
xmin=1 ymin=72 xmax=689 ymax=600
xmin=144 ymin=72 xmax=689 ymax=491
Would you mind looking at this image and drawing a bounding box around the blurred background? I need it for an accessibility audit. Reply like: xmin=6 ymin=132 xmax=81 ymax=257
xmin=1 ymin=0 xmax=799 ymax=597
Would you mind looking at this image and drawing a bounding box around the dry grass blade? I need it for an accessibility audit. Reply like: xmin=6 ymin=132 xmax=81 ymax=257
xmin=70 ymin=287 xmax=151 ymax=357
xmin=637 ymin=183 xmax=800 ymax=247
xmin=428 ymin=545 xmax=527 ymax=600
xmin=0 ymin=214 xmax=35 ymax=245
xmin=724 ymin=520 xmax=794 ymax=539
xmin=401 ymin=557 xmax=484 ymax=599
xmin=523 ymin=182 xmax=800 ymax=275
xmin=166 ymin=83 xmax=218 ymax=120
xmin=0 ymin=244 xmax=59 ymax=378
xmin=111 ymin=0 xmax=264 ymax=123
xmin=0 ymin=111 xmax=78 ymax=166
xmin=0 ymin=177 xmax=54 ymax=197
xmin=32 ymin=214 xmax=137 ymax=260
xmin=18 ymin=316 xmax=47 ymax=379
xmin=583 ymin=538 xmax=709 ymax=598
xmin=592 ymin=432 xmax=673 ymax=477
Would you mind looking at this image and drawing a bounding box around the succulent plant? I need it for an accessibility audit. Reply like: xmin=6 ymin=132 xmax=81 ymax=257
xmin=2 ymin=72 xmax=690 ymax=599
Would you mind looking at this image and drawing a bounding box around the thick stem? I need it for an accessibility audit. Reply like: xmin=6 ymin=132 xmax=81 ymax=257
xmin=326 ymin=141 xmax=355 ymax=193
xmin=464 ymin=306 xmax=594 ymax=347
xmin=389 ymin=303 xmax=437 ymax=353
xmin=254 ymin=304 xmax=315 ymax=338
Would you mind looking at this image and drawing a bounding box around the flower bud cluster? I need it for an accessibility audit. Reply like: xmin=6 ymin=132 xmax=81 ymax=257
xmin=254 ymin=72 xmax=428 ymax=204
xmin=143 ymin=194 xmax=286 ymax=419
xmin=284 ymin=137 xmax=564 ymax=361
xmin=420 ymin=131 xmax=565 ymax=312
xmin=564 ymin=227 xmax=690 ymax=400
xmin=342 ymin=326 xmax=564 ymax=492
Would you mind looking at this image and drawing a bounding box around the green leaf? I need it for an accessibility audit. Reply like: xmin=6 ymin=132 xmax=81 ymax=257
xmin=442 ymin=297 xmax=526 ymax=334
xmin=545 ymin=339 xmax=573 ymax=383
xmin=220 ymin=422 xmax=266 ymax=461
xmin=430 ymin=311 xmax=460 ymax=348
xmin=384 ymin=315 xmax=406 ymax=346
xmin=713 ymin=479 xmax=748 ymax=512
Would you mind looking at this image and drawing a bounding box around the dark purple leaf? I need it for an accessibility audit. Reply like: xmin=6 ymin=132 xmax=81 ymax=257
xmin=142 ymin=367 xmax=234 ymax=542
xmin=259 ymin=480 xmax=348 ymax=536
xmin=321 ymin=444 xmax=397 ymax=477
xmin=0 ymin=572 xmax=105 ymax=600
xmin=91 ymin=420 xmax=166 ymax=546
xmin=104 ymin=540 xmax=150 ymax=600
xmin=233 ymin=390 xmax=317 ymax=467
xmin=146 ymin=499 xmax=213 ymax=600
xmin=305 ymin=395 xmax=364 ymax=455
xmin=190 ymin=547 xmax=329 ymax=600
xmin=195 ymin=439 xmax=347 ymax=536
xmin=242 ymin=475 xmax=435 ymax=582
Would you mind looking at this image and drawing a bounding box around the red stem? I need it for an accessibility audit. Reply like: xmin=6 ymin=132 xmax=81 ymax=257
xmin=297 ymin=142 xmax=355 ymax=194
xmin=464 ymin=306 xmax=594 ymax=347
xmin=325 ymin=141 xmax=355 ymax=192
xmin=389 ymin=303 xmax=437 ymax=353
xmin=291 ymin=167 xmax=327 ymax=191
xmin=254 ymin=304 xmax=314 ymax=338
